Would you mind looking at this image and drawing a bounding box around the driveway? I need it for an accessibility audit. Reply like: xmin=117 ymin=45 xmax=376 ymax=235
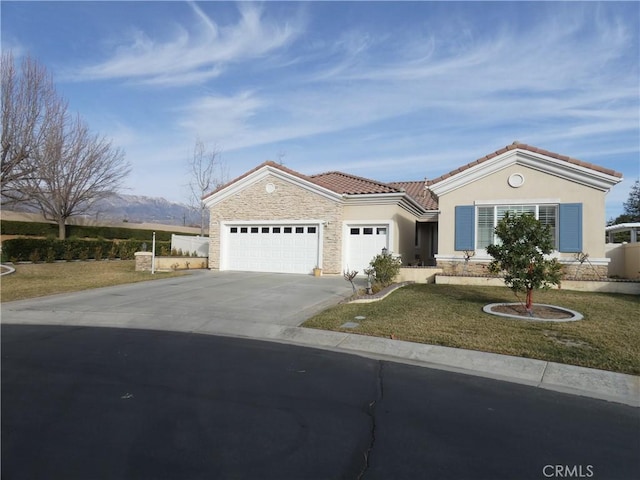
xmin=0 ymin=271 xmax=356 ymax=333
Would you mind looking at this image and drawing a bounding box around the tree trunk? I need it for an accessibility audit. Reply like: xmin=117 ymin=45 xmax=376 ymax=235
xmin=526 ymin=288 xmax=533 ymax=311
xmin=58 ymin=219 xmax=66 ymax=240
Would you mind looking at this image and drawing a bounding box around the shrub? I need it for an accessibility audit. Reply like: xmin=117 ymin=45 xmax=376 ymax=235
xmin=64 ymin=244 xmax=74 ymax=262
xmin=369 ymin=251 xmax=402 ymax=287
xmin=29 ymin=249 xmax=41 ymax=263
xmin=1 ymin=238 xmax=171 ymax=262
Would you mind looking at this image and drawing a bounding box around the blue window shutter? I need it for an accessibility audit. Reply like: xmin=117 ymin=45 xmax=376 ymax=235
xmin=455 ymin=205 xmax=475 ymax=251
xmin=559 ymin=203 xmax=582 ymax=252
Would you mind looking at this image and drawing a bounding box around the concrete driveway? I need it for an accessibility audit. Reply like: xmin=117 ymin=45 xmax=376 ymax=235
xmin=1 ymin=271 xmax=356 ymax=333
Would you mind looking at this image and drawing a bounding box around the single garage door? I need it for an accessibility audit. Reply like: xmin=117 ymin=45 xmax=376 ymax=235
xmin=225 ymin=224 xmax=320 ymax=274
xmin=345 ymin=225 xmax=389 ymax=273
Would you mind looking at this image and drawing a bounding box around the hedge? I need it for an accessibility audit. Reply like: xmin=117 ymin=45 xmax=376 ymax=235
xmin=1 ymin=220 xmax=175 ymax=241
xmin=1 ymin=238 xmax=171 ymax=263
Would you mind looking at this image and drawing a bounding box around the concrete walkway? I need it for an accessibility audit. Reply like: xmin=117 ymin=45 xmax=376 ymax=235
xmin=2 ymin=271 xmax=638 ymax=407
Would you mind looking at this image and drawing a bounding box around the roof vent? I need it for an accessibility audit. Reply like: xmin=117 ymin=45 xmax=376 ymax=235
xmin=512 ymin=140 xmax=520 ymax=145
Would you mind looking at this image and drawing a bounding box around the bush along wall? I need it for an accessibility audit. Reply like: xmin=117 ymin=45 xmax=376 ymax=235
xmin=0 ymin=220 xmax=174 ymax=241
xmin=1 ymin=238 xmax=171 ymax=263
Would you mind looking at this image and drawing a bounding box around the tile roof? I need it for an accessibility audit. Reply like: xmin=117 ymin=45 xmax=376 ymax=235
xmin=310 ymin=171 xmax=402 ymax=195
xmin=426 ymin=142 xmax=623 ymax=186
xmin=389 ymin=181 xmax=439 ymax=210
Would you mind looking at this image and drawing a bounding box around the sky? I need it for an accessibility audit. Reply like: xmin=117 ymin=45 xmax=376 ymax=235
xmin=2 ymin=1 xmax=639 ymax=219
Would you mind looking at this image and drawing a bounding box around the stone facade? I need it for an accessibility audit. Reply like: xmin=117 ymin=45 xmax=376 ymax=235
xmin=208 ymin=175 xmax=344 ymax=274
xmin=134 ymin=252 xmax=153 ymax=271
xmin=436 ymin=259 xmax=608 ymax=280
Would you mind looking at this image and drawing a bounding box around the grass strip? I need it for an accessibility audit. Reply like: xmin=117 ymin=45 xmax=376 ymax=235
xmin=303 ymin=284 xmax=640 ymax=375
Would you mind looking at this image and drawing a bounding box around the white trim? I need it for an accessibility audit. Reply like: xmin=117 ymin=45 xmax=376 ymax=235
xmin=203 ymin=165 xmax=342 ymax=208
xmin=219 ymin=220 xmax=324 ymax=272
xmin=474 ymin=198 xmax=560 ymax=205
xmin=223 ymin=219 xmax=324 ymax=226
xmin=434 ymin=254 xmax=610 ymax=266
xmin=560 ymin=257 xmax=610 ymax=266
xmin=429 ymin=149 xmax=622 ymax=196
xmin=343 ymin=192 xmax=426 ymax=217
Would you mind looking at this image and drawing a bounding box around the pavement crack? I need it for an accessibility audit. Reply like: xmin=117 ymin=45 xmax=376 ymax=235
xmin=358 ymin=360 xmax=384 ymax=480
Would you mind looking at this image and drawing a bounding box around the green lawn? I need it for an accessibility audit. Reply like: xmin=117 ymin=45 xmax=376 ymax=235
xmin=0 ymin=261 xmax=186 ymax=302
xmin=303 ymin=284 xmax=640 ymax=375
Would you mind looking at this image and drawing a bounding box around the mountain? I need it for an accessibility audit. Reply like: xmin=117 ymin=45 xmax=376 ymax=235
xmin=91 ymin=194 xmax=201 ymax=226
xmin=4 ymin=194 xmax=203 ymax=227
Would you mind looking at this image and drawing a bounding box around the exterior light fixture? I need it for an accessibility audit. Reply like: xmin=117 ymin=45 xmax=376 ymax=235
xmin=382 ymin=247 xmax=388 ymax=256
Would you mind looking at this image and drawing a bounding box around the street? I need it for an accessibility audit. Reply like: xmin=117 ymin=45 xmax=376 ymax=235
xmin=2 ymin=324 xmax=638 ymax=480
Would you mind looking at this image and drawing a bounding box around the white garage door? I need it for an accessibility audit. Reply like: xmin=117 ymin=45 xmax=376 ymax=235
xmin=225 ymin=224 xmax=320 ymax=274
xmin=345 ymin=225 xmax=389 ymax=273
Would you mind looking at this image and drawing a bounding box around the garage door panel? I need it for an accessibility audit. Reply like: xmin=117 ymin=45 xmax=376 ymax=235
xmin=226 ymin=224 xmax=319 ymax=274
xmin=346 ymin=225 xmax=389 ymax=273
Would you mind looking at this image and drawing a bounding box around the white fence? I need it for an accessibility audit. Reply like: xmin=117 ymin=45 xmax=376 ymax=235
xmin=606 ymin=242 xmax=640 ymax=279
xmin=171 ymin=234 xmax=209 ymax=257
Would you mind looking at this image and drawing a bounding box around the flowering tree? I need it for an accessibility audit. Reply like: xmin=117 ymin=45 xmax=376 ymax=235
xmin=487 ymin=212 xmax=563 ymax=312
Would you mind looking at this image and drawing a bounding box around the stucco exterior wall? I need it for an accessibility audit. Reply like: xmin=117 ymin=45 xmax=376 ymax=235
xmin=208 ymin=174 xmax=344 ymax=273
xmin=436 ymin=163 xmax=608 ymax=260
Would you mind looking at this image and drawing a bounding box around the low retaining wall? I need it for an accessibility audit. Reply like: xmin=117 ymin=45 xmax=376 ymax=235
xmin=435 ymin=275 xmax=640 ymax=295
xmin=135 ymin=252 xmax=208 ymax=271
xmin=395 ymin=267 xmax=443 ymax=284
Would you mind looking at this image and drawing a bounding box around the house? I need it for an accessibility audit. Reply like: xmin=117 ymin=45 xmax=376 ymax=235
xmin=202 ymin=142 xmax=622 ymax=279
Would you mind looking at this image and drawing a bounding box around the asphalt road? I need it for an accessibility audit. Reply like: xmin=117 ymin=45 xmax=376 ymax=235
xmin=2 ymin=325 xmax=638 ymax=480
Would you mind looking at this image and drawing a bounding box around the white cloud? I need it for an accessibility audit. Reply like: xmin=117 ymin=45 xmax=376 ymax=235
xmin=72 ymin=2 xmax=301 ymax=86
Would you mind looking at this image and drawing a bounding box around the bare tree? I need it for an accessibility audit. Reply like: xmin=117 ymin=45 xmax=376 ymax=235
xmin=22 ymin=113 xmax=130 ymax=239
xmin=1 ymin=52 xmax=64 ymax=203
xmin=188 ymin=139 xmax=227 ymax=236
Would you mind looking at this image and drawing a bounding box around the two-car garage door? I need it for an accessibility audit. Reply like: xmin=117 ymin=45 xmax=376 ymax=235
xmin=224 ymin=224 xmax=320 ymax=274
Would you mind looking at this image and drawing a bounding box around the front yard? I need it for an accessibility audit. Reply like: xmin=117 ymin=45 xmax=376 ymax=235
xmin=0 ymin=261 xmax=185 ymax=302
xmin=303 ymin=284 xmax=640 ymax=375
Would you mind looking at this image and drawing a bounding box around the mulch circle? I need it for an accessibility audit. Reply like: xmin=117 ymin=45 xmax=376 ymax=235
xmin=490 ymin=303 xmax=574 ymax=319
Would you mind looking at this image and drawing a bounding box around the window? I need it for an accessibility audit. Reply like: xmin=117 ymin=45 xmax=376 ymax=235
xmin=363 ymin=227 xmax=373 ymax=235
xmin=476 ymin=204 xmax=557 ymax=249
xmin=307 ymin=226 xmax=317 ymax=234
xmin=240 ymin=227 xmax=248 ymax=233
xmin=230 ymin=227 xmax=238 ymax=233
xmin=273 ymin=227 xmax=281 ymax=233
xmin=284 ymin=227 xmax=292 ymax=234
xmin=251 ymin=227 xmax=259 ymax=233
xmin=377 ymin=227 xmax=387 ymax=235
xmin=261 ymin=227 xmax=270 ymax=233
xmin=295 ymin=227 xmax=304 ymax=234
xmin=350 ymin=228 xmax=360 ymax=235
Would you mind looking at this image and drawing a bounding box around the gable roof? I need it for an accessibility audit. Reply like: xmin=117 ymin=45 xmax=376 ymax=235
xmin=427 ymin=142 xmax=623 ymax=187
xmin=203 ymin=160 xmax=313 ymax=199
xmin=204 ymin=142 xmax=622 ymax=209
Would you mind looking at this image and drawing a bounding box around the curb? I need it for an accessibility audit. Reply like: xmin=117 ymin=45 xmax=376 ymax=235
xmin=2 ymin=316 xmax=637 ymax=407
xmin=267 ymin=327 xmax=640 ymax=407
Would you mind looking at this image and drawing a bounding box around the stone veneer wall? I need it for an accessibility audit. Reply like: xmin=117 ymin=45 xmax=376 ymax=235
xmin=134 ymin=252 xmax=152 ymax=271
xmin=436 ymin=259 xmax=608 ymax=280
xmin=208 ymin=175 xmax=344 ymax=274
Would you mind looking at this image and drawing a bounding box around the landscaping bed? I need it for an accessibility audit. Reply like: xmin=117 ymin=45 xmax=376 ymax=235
xmin=303 ymin=283 xmax=640 ymax=375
